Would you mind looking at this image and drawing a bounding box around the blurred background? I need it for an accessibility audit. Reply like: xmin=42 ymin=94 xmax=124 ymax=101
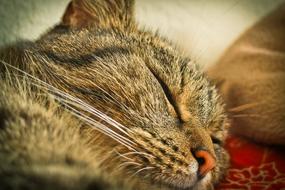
xmin=0 ymin=0 xmax=285 ymax=67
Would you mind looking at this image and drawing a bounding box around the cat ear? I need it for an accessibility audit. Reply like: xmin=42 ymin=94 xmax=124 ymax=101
xmin=62 ymin=0 xmax=135 ymax=29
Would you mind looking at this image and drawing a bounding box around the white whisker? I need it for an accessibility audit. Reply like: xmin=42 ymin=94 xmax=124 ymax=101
xmin=52 ymin=92 xmax=135 ymax=142
xmin=131 ymin=166 xmax=154 ymax=178
xmin=53 ymin=96 xmax=136 ymax=151
xmin=114 ymin=150 xmax=135 ymax=161
xmin=118 ymin=161 xmax=142 ymax=170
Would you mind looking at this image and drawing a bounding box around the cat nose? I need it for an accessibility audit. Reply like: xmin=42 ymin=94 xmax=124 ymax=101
xmin=192 ymin=148 xmax=216 ymax=178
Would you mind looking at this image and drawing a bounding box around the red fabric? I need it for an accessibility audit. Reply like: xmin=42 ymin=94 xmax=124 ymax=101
xmin=217 ymin=135 xmax=285 ymax=190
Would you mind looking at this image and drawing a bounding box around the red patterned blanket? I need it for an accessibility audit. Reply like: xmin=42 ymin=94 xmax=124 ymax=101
xmin=217 ymin=135 xmax=285 ymax=190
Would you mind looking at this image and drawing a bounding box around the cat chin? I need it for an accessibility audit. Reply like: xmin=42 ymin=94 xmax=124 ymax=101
xmin=158 ymin=172 xmax=213 ymax=190
xmin=164 ymin=172 xmax=213 ymax=190
xmin=192 ymin=173 xmax=213 ymax=190
xmin=163 ymin=177 xmax=197 ymax=189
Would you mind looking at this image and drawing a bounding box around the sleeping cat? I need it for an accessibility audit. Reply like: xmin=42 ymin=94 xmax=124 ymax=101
xmin=0 ymin=0 xmax=229 ymax=189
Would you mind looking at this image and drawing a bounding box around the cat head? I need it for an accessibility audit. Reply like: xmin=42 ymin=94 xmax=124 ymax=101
xmin=1 ymin=0 xmax=229 ymax=189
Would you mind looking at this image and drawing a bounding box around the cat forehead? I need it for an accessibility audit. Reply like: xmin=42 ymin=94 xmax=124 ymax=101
xmin=39 ymin=27 xmax=178 ymax=56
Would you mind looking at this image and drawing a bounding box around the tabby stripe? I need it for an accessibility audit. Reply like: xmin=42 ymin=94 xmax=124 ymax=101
xmin=39 ymin=46 xmax=130 ymax=65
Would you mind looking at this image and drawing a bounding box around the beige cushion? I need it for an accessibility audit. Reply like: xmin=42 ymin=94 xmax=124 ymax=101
xmin=206 ymin=4 xmax=285 ymax=145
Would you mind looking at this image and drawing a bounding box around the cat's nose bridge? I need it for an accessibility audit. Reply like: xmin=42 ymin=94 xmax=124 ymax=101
xmin=188 ymin=126 xmax=215 ymax=154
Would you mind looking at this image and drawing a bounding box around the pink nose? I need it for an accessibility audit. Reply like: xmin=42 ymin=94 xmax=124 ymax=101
xmin=193 ymin=149 xmax=216 ymax=177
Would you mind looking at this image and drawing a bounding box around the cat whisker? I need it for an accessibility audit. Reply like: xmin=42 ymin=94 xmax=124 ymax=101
xmin=114 ymin=149 xmax=136 ymax=162
xmin=115 ymin=150 xmax=142 ymax=171
xmin=51 ymin=87 xmax=134 ymax=137
xmin=228 ymin=102 xmax=261 ymax=113
xmin=33 ymin=81 xmax=138 ymax=149
xmin=231 ymin=113 xmax=264 ymax=118
xmin=117 ymin=161 xmax=142 ymax=170
xmin=131 ymin=166 xmax=155 ymax=178
xmin=53 ymin=95 xmax=137 ymax=150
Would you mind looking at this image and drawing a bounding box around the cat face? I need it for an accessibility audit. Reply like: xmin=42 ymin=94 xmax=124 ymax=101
xmin=0 ymin=0 xmax=229 ymax=189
